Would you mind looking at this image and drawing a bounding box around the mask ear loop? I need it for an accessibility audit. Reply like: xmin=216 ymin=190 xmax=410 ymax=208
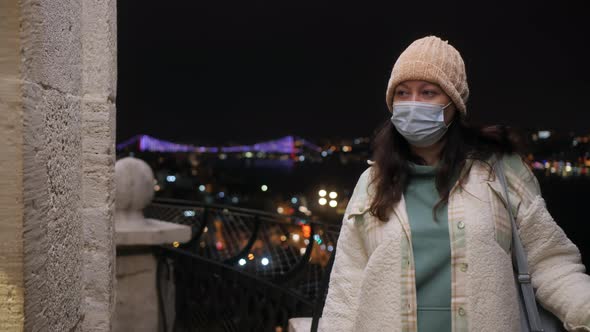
xmin=443 ymin=101 xmax=454 ymax=128
xmin=445 ymin=118 xmax=455 ymax=128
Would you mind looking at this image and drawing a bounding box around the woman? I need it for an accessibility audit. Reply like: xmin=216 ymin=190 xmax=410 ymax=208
xmin=318 ymin=36 xmax=590 ymax=332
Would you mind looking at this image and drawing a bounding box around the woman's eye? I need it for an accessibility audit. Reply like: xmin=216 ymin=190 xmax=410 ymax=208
xmin=423 ymin=90 xmax=437 ymax=96
xmin=396 ymin=91 xmax=408 ymax=96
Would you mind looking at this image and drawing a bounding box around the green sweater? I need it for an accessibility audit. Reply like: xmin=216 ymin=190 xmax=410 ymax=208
xmin=404 ymin=161 xmax=459 ymax=332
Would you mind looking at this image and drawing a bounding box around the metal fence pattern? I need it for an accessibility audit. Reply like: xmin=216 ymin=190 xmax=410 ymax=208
xmin=146 ymin=198 xmax=342 ymax=331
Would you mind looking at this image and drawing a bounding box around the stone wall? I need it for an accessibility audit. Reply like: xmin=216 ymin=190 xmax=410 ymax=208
xmin=21 ymin=1 xmax=85 ymax=329
xmin=0 ymin=0 xmax=25 ymax=330
xmin=0 ymin=0 xmax=116 ymax=330
xmin=80 ymin=0 xmax=117 ymax=330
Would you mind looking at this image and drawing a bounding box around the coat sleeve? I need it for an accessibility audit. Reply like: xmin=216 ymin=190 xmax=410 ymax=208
xmin=506 ymin=156 xmax=590 ymax=331
xmin=318 ymin=169 xmax=370 ymax=332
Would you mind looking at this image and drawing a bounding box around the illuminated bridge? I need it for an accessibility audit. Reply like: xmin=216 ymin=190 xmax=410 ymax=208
xmin=116 ymin=134 xmax=322 ymax=155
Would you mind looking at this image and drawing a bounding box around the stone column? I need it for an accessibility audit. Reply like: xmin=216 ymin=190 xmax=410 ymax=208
xmin=0 ymin=1 xmax=25 ymax=330
xmin=113 ymin=157 xmax=191 ymax=332
xmin=80 ymin=0 xmax=118 ymax=330
xmin=0 ymin=0 xmax=116 ymax=330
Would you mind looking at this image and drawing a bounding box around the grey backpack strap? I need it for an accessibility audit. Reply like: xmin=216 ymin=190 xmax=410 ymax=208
xmin=494 ymin=157 xmax=544 ymax=332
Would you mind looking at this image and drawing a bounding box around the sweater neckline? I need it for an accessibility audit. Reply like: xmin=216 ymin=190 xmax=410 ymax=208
xmin=408 ymin=160 xmax=439 ymax=175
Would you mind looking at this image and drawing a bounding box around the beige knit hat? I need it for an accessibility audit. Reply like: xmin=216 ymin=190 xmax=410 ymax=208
xmin=385 ymin=36 xmax=469 ymax=115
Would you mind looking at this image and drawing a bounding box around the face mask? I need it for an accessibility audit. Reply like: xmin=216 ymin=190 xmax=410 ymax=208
xmin=390 ymin=101 xmax=453 ymax=147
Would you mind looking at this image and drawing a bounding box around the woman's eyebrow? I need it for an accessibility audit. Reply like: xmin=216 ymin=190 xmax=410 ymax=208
xmin=420 ymin=83 xmax=440 ymax=90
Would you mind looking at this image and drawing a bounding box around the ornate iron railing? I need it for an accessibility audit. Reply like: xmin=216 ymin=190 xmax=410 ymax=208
xmin=146 ymin=198 xmax=341 ymax=332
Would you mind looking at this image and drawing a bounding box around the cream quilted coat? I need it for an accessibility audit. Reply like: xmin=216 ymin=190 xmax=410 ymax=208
xmin=319 ymin=154 xmax=590 ymax=332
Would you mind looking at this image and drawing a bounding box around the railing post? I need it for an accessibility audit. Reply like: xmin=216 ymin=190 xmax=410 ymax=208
xmin=113 ymin=157 xmax=191 ymax=332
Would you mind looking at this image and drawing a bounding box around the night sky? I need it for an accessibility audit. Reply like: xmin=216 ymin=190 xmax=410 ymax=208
xmin=116 ymin=1 xmax=590 ymax=145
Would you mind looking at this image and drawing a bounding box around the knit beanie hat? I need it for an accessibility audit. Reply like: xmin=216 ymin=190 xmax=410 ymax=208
xmin=385 ymin=36 xmax=469 ymax=115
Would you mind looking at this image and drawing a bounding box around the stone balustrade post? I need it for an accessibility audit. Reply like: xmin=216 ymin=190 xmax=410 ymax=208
xmin=113 ymin=157 xmax=191 ymax=332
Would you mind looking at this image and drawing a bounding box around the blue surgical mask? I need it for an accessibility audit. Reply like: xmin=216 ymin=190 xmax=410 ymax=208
xmin=390 ymin=101 xmax=453 ymax=147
